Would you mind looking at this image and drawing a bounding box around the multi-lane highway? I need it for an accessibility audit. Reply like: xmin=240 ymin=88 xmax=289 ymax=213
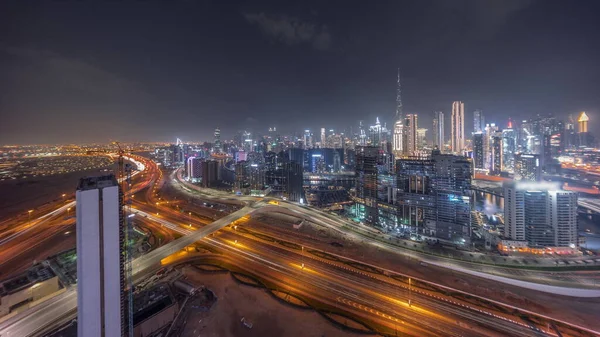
xmin=2 ymin=157 xmax=600 ymax=336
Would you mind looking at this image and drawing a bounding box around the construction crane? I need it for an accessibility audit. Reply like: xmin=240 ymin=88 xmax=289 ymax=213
xmin=113 ymin=141 xmax=134 ymax=337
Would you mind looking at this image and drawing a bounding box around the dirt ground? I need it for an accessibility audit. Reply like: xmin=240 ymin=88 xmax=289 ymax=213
xmin=245 ymin=214 xmax=600 ymax=333
xmin=180 ymin=267 xmax=366 ymax=337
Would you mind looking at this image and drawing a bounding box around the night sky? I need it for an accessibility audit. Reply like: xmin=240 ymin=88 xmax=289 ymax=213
xmin=1 ymin=0 xmax=599 ymax=144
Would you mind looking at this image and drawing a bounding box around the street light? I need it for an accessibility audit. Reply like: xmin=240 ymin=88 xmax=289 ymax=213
xmin=28 ymin=209 xmax=33 ymax=222
xmin=67 ymin=208 xmax=71 ymax=217
xmin=61 ymin=193 xmax=66 ymax=201
xmin=408 ymin=278 xmax=412 ymax=307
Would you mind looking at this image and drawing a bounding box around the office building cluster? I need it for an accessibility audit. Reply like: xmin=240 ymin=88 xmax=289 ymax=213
xmin=471 ymin=111 xmax=595 ymax=179
xmin=159 ymin=70 xmax=593 ymax=247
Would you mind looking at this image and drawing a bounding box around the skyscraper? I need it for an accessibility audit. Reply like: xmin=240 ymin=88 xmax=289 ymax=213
xmin=355 ymin=146 xmax=380 ymax=225
xmin=186 ymin=156 xmax=203 ymax=182
xmin=393 ymin=120 xmax=403 ymax=156
xmin=472 ymin=132 xmax=484 ymax=169
xmin=578 ymin=111 xmax=589 ymax=133
xmin=491 ymin=133 xmax=503 ymax=175
xmin=76 ymin=175 xmax=124 ymax=337
xmin=396 ymin=152 xmax=472 ymax=242
xmin=578 ymin=111 xmax=590 ymax=147
xmin=320 ymin=128 xmax=326 ymax=147
xmin=393 ymin=69 xmax=404 ymax=156
xmin=504 ymin=182 xmax=578 ymax=248
xmin=433 ymin=153 xmax=472 ymax=241
xmin=473 ymin=109 xmax=485 ymax=133
xmin=403 ymin=114 xmax=418 ymax=155
xmin=432 ymin=111 xmax=444 ymax=152
xmin=451 ymin=101 xmax=465 ymax=153
xmin=213 ymin=128 xmax=222 ymax=153
xmin=416 ymin=128 xmax=427 ymax=150
xmin=502 ymin=128 xmax=516 ymax=172
xmin=303 ymin=129 xmax=312 ymax=149
xmin=514 ymin=153 xmax=541 ymax=181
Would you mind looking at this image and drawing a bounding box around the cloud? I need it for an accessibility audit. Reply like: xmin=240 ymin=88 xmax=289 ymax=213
xmin=1 ymin=46 xmax=150 ymax=99
xmin=243 ymin=12 xmax=331 ymax=50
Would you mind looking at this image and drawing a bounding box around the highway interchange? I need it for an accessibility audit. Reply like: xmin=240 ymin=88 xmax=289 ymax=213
xmin=1 ymin=155 xmax=600 ymax=336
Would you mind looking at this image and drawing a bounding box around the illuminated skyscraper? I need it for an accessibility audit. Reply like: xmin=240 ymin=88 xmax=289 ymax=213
xmin=303 ymin=129 xmax=312 ymax=149
xmin=578 ymin=111 xmax=590 ymax=147
xmin=578 ymin=111 xmax=589 ymax=133
xmin=451 ymin=101 xmax=465 ymax=153
xmin=502 ymin=128 xmax=516 ymax=172
xmin=76 ymin=175 xmax=124 ymax=337
xmin=320 ymin=128 xmax=326 ymax=147
xmin=186 ymin=156 xmax=203 ymax=182
xmin=491 ymin=133 xmax=503 ymax=174
xmin=392 ymin=69 xmax=404 ymax=156
xmin=515 ymin=153 xmax=541 ymax=181
xmin=473 ymin=109 xmax=484 ymax=133
xmin=417 ymin=128 xmax=427 ymax=150
xmin=213 ymin=127 xmax=222 ymax=153
xmin=355 ymin=146 xmax=380 ymax=225
xmin=504 ymin=182 xmax=578 ymax=248
xmin=396 ymin=152 xmax=472 ymax=242
xmin=432 ymin=111 xmax=444 ymax=152
xmin=403 ymin=114 xmax=418 ymax=155
xmin=472 ymin=132 xmax=484 ymax=169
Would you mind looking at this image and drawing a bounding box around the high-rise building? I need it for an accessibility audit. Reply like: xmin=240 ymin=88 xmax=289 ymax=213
xmin=502 ymin=128 xmax=516 ymax=172
xmin=417 ymin=128 xmax=428 ymax=150
xmin=284 ymin=161 xmax=304 ymax=202
xmin=504 ymin=182 xmax=578 ymax=248
xmin=396 ymin=152 xmax=472 ymax=242
xmin=186 ymin=157 xmax=203 ymax=182
xmin=491 ymin=133 xmax=503 ymax=175
xmin=396 ymin=157 xmax=436 ymax=234
xmin=432 ymin=153 xmax=472 ymax=241
xmin=369 ymin=117 xmax=390 ymax=147
xmin=473 ymin=109 xmax=485 ymax=133
xmin=514 ymin=153 xmax=541 ymax=181
xmin=472 ymin=132 xmax=484 ymax=169
xmin=393 ymin=69 xmax=404 ymax=156
xmin=578 ymin=111 xmax=589 ymax=133
xmin=333 ymin=151 xmax=341 ymax=172
xmin=76 ymin=175 xmax=124 ymax=337
xmin=578 ymin=111 xmax=590 ymax=147
xmin=355 ymin=146 xmax=380 ymax=225
xmin=303 ymin=130 xmax=312 ymax=149
xmin=451 ymin=101 xmax=465 ymax=153
xmin=213 ymin=128 xmax=222 ymax=153
xmin=202 ymin=160 xmax=219 ymax=187
xmin=393 ymin=120 xmax=403 ymax=156
xmin=432 ymin=111 xmax=444 ymax=152
xmin=320 ymin=128 xmax=326 ymax=147
xmin=403 ymin=114 xmax=418 ymax=155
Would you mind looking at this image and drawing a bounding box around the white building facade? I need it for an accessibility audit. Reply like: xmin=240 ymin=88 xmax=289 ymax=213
xmin=76 ymin=175 xmax=123 ymax=337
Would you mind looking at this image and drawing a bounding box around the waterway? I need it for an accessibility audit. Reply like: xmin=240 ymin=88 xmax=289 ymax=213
xmin=473 ymin=191 xmax=600 ymax=251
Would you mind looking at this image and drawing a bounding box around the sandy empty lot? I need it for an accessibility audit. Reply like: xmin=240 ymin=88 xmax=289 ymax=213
xmin=180 ymin=267 xmax=367 ymax=337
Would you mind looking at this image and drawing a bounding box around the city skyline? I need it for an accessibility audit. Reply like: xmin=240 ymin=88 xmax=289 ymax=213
xmin=1 ymin=1 xmax=600 ymax=144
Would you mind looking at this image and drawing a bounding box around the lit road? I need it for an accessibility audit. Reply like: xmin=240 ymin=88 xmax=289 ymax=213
xmin=170 ymin=167 xmax=600 ymax=293
xmin=579 ymin=197 xmax=600 ymax=213
xmin=2 ymin=160 xmax=599 ymax=336
xmin=3 ymin=198 xmax=600 ymax=337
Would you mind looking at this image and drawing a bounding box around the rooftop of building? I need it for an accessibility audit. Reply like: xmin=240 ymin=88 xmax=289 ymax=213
xmin=0 ymin=264 xmax=56 ymax=296
xmin=132 ymin=283 xmax=174 ymax=326
xmin=77 ymin=174 xmax=118 ymax=191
